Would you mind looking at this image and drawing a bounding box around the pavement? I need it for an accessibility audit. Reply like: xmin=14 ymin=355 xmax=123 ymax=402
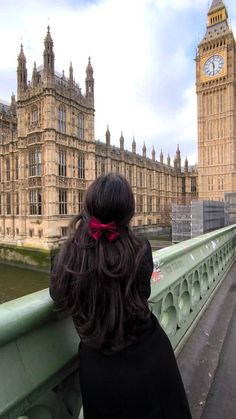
xmin=177 ymin=262 xmax=236 ymax=419
xmin=202 ymin=297 xmax=236 ymax=419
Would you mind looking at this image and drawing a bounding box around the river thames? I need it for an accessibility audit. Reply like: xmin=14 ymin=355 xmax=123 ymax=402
xmin=0 ymin=264 xmax=49 ymax=303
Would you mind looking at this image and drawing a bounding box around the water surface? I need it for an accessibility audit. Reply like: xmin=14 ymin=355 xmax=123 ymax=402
xmin=0 ymin=263 xmax=49 ymax=303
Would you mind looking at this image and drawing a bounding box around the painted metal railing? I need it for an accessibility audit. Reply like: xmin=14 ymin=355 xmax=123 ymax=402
xmin=150 ymin=224 xmax=236 ymax=353
xmin=0 ymin=225 xmax=235 ymax=419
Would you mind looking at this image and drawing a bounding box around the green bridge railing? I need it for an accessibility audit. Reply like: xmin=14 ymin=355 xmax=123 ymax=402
xmin=0 ymin=225 xmax=236 ymax=419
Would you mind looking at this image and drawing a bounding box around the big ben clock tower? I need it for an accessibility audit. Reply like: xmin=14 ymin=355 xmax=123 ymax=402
xmin=196 ymin=0 xmax=236 ymax=200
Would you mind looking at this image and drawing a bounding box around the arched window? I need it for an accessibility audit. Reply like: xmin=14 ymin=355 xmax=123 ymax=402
xmin=58 ymin=149 xmax=67 ymax=177
xmin=15 ymin=156 xmax=19 ymax=180
xmin=6 ymin=193 xmax=11 ymax=214
xmin=29 ymin=148 xmax=42 ymax=177
xmin=78 ymin=153 xmax=85 ymax=179
xmin=78 ymin=113 xmax=84 ymax=139
xmin=29 ymin=190 xmax=42 ymax=215
xmin=58 ymin=105 xmax=66 ymax=133
xmin=31 ymin=106 xmax=39 ymax=124
xmin=6 ymin=158 xmax=10 ymax=181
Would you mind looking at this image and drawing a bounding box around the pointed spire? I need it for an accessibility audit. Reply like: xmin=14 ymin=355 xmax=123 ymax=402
xmin=142 ymin=142 xmax=146 ymax=158
xmin=17 ymin=43 xmax=27 ymax=96
xmin=151 ymin=146 xmax=155 ymax=161
xmin=176 ymin=144 xmax=181 ymax=171
xmin=106 ymin=125 xmax=110 ymax=146
xmin=43 ymin=26 xmax=54 ymax=81
xmin=45 ymin=25 xmax=53 ymax=44
xmin=86 ymin=57 xmax=93 ymax=77
xmin=185 ymin=156 xmax=189 ymax=172
xmin=11 ymin=92 xmax=16 ymax=105
xmin=209 ymin=0 xmax=225 ymax=13
xmin=120 ymin=131 xmax=124 ymax=151
xmin=132 ymin=137 xmax=136 ymax=154
xmin=69 ymin=61 xmax=74 ymax=85
xmin=207 ymin=0 xmax=228 ymax=28
xmin=10 ymin=93 xmax=16 ymax=116
xmin=18 ymin=44 xmax=26 ymax=61
xmin=32 ymin=61 xmax=38 ymax=87
xmin=176 ymin=144 xmax=181 ymax=158
xmin=160 ymin=149 xmax=163 ymax=164
xmin=167 ymin=153 xmax=170 ymax=166
xmin=86 ymin=57 xmax=94 ymax=100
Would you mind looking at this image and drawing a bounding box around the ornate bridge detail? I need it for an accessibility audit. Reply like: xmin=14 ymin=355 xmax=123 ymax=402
xmin=0 ymin=225 xmax=235 ymax=418
xmin=150 ymin=224 xmax=236 ymax=352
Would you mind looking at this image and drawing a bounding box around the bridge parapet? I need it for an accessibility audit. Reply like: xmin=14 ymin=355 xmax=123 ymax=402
xmin=0 ymin=225 xmax=236 ymax=418
xmin=150 ymin=224 xmax=236 ymax=352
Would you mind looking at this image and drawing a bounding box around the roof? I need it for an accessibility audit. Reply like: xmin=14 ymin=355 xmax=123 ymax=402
xmin=0 ymin=101 xmax=10 ymax=113
xmin=203 ymin=20 xmax=230 ymax=41
xmin=209 ymin=0 xmax=225 ymax=13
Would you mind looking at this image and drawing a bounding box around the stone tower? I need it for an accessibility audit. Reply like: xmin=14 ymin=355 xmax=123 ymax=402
xmin=17 ymin=44 xmax=27 ymax=98
xmin=196 ymin=0 xmax=236 ymax=200
xmin=1 ymin=27 xmax=95 ymax=248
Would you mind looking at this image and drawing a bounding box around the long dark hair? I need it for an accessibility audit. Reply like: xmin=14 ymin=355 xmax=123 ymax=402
xmin=51 ymin=173 xmax=151 ymax=351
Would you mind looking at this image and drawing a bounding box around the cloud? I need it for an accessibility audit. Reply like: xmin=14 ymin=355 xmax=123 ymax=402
xmin=0 ymin=0 xmax=236 ymax=165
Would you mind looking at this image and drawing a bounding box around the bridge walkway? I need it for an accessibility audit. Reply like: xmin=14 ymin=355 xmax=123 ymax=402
xmin=202 ymin=296 xmax=236 ymax=418
xmin=178 ymin=261 xmax=236 ymax=419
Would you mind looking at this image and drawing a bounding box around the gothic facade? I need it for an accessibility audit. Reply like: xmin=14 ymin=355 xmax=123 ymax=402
xmin=197 ymin=0 xmax=236 ymax=200
xmin=0 ymin=28 xmax=197 ymax=249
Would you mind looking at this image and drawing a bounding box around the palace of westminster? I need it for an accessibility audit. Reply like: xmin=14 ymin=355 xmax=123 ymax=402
xmin=0 ymin=0 xmax=235 ymax=249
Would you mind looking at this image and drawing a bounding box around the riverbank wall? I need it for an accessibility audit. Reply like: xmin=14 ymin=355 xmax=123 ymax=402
xmin=0 ymin=244 xmax=57 ymax=272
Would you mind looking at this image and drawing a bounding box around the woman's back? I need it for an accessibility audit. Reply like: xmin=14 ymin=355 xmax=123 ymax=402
xmin=50 ymin=173 xmax=192 ymax=418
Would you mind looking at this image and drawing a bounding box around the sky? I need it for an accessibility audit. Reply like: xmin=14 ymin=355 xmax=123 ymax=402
xmin=0 ymin=0 xmax=235 ymax=165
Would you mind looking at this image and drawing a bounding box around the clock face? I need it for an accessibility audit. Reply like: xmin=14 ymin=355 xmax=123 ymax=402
xmin=204 ymin=55 xmax=224 ymax=77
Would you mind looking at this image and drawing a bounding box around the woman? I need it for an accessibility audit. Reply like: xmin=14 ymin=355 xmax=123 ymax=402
xmin=50 ymin=173 xmax=192 ymax=419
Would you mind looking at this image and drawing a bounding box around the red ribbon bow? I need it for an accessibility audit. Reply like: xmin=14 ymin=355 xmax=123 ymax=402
xmin=88 ymin=216 xmax=119 ymax=242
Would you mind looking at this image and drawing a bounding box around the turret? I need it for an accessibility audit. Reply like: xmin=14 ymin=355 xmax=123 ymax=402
xmin=106 ymin=125 xmax=110 ymax=147
xmin=86 ymin=57 xmax=94 ymax=102
xmin=132 ymin=137 xmax=136 ymax=154
xmin=120 ymin=132 xmax=124 ymax=151
xmin=69 ymin=62 xmax=74 ymax=87
xmin=17 ymin=44 xmax=27 ymax=98
xmin=176 ymin=144 xmax=181 ymax=171
xmin=142 ymin=142 xmax=146 ymax=158
xmin=167 ymin=153 xmax=170 ymax=166
xmin=10 ymin=93 xmax=16 ymax=116
xmin=160 ymin=149 xmax=163 ymax=164
xmin=151 ymin=146 xmax=155 ymax=161
xmin=43 ymin=26 xmax=55 ymax=85
xmin=32 ymin=62 xmax=38 ymax=87
xmin=184 ymin=156 xmax=189 ymax=172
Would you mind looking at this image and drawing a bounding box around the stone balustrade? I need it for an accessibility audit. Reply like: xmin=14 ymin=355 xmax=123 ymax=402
xmin=0 ymin=224 xmax=235 ymax=418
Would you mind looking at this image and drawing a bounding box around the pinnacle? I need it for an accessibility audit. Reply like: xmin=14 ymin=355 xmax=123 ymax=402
xmin=209 ymin=0 xmax=224 ymax=12
xmin=18 ymin=43 xmax=26 ymax=61
xmin=87 ymin=57 xmax=93 ymax=70
xmin=45 ymin=25 xmax=53 ymax=44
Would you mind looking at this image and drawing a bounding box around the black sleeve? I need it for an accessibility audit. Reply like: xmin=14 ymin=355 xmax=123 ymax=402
xmin=137 ymin=239 xmax=153 ymax=300
xmin=156 ymin=322 xmax=193 ymax=418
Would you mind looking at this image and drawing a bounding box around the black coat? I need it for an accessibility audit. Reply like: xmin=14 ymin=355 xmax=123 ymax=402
xmin=78 ymin=241 xmax=192 ymax=419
